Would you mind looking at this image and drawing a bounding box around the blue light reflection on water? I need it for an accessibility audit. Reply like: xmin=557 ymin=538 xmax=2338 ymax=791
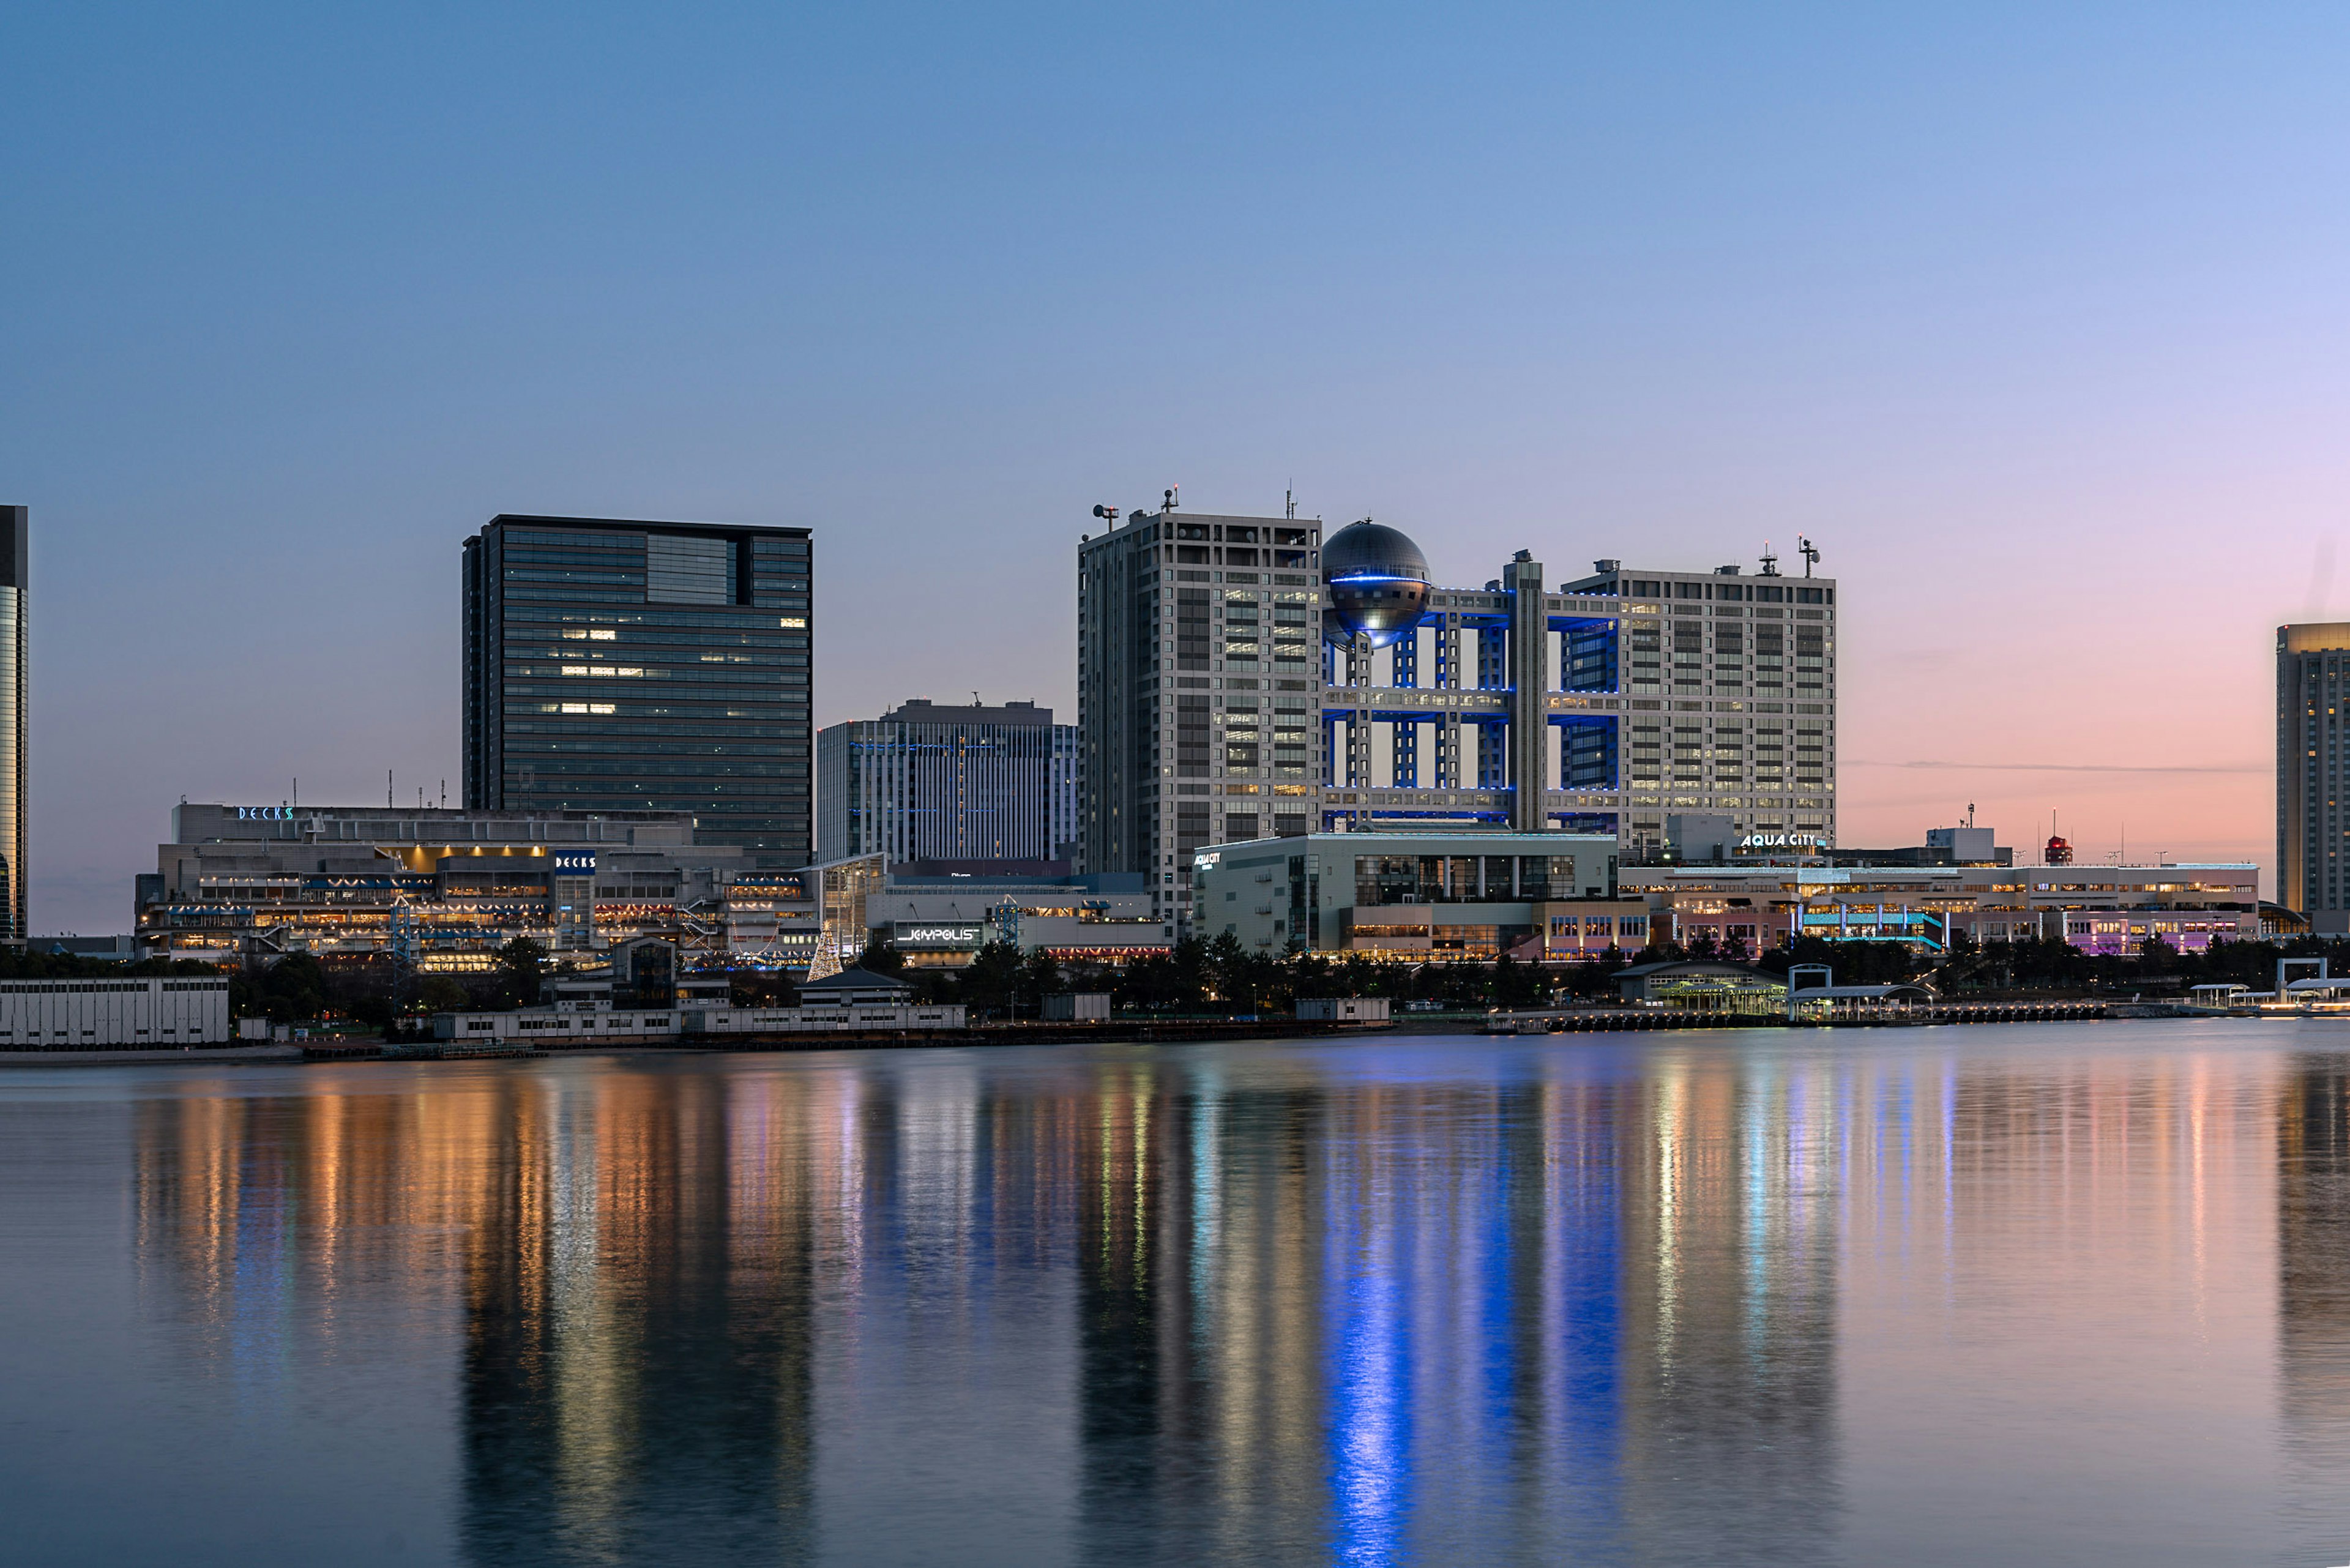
xmin=7 ymin=1026 xmax=2350 ymax=1567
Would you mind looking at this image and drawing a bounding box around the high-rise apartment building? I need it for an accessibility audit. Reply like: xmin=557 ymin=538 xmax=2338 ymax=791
xmin=816 ymin=698 xmax=1079 ymax=865
xmin=1078 ymin=498 xmax=1839 ymax=928
xmin=2278 ymin=622 xmax=2350 ymax=931
xmin=1078 ymin=504 xmax=1326 ymax=926
xmin=0 ymin=507 xmax=23 ymax=939
xmin=463 ymin=514 xmax=813 ymax=864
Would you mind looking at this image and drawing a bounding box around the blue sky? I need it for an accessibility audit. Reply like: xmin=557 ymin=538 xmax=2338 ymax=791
xmin=7 ymin=4 xmax=2350 ymax=926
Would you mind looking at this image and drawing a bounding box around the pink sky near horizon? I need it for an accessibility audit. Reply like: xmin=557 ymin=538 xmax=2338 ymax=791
xmin=10 ymin=6 xmax=2350 ymax=927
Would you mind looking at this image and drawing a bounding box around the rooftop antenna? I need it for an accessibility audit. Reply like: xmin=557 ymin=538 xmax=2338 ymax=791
xmin=1797 ymin=537 xmax=1820 ymax=577
xmin=1286 ymin=483 xmax=1296 ymax=521
xmin=1091 ymin=502 xmax=1120 ymax=530
xmin=388 ymin=769 xmax=394 ymax=808
xmin=1759 ymin=541 xmax=1779 ymax=577
xmin=1165 ymin=485 xmax=1179 ymax=512
xmin=1966 ymin=801 xmax=1975 ymax=829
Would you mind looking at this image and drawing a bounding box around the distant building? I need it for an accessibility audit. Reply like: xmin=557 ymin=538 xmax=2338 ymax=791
xmin=1663 ymin=813 xmax=2010 ymax=868
xmin=816 ymin=698 xmax=1078 ymax=865
xmin=2280 ymin=623 xmax=2350 ymax=932
xmin=1623 ymin=860 xmax=2262 ymax=955
xmin=136 ymin=804 xmax=822 ymax=969
xmin=802 ymin=851 xmax=1165 ymax=973
xmin=1191 ymin=828 xmax=1622 ymax=959
xmin=0 ymin=506 xmax=24 ymax=939
xmin=463 ymin=514 xmax=813 ymax=864
xmin=30 ymin=935 xmax=135 ymax=961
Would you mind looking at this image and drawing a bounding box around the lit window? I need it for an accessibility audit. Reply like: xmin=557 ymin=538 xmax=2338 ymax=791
xmin=779 ymin=616 xmax=806 ymax=628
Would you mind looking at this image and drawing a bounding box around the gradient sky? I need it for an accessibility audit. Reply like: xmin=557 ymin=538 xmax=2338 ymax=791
xmin=6 ymin=3 xmax=2349 ymax=930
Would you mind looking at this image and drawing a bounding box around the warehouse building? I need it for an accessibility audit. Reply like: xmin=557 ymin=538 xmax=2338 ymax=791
xmin=0 ymin=976 xmax=231 ymax=1049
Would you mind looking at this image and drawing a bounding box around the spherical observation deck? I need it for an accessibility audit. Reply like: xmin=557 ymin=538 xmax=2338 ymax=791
xmin=1321 ymin=520 xmax=1431 ymax=649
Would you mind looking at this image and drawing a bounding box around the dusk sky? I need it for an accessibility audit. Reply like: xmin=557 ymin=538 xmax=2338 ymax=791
xmin=7 ymin=4 xmax=2349 ymax=930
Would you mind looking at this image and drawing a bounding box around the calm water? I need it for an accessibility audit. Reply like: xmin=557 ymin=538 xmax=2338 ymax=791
xmin=4 ymin=1022 xmax=2349 ymax=1566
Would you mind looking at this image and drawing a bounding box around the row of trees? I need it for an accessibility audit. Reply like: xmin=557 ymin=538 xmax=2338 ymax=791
xmin=860 ymin=927 xmax=2350 ymax=1018
xmin=109 ymin=924 xmax=2350 ymax=1031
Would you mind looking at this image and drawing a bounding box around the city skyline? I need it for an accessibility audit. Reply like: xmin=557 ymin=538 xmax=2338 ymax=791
xmin=13 ymin=6 xmax=2350 ymax=928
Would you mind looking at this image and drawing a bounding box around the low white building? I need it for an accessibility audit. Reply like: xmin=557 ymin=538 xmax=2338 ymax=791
xmin=1297 ymin=996 xmax=1391 ymax=1022
xmin=0 ymin=977 xmax=231 ymax=1048
xmin=433 ymin=1000 xmax=966 ymax=1043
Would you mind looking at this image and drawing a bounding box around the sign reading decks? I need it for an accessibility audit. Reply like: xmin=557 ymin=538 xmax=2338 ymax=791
xmin=235 ymin=807 xmax=296 ymax=821
xmin=1737 ymin=832 xmax=1822 ymax=852
xmin=550 ymin=851 xmax=598 ymax=875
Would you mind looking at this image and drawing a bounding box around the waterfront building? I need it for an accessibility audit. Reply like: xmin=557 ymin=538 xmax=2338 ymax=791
xmin=2279 ymin=622 xmax=2350 ymax=932
xmin=802 ymin=851 xmax=1165 ymax=973
xmin=1076 ymin=496 xmax=1838 ymax=932
xmin=816 ymin=698 xmax=1079 ymax=865
xmin=0 ymin=975 xmax=229 ymax=1049
xmin=0 ymin=506 xmax=24 ymax=939
xmin=1625 ymin=859 xmax=2264 ymax=956
xmin=136 ymin=803 xmax=820 ymax=969
xmin=1078 ymin=499 xmax=1326 ymax=929
xmin=1190 ymin=828 xmax=1622 ymax=959
xmin=462 ymin=513 xmax=813 ymax=864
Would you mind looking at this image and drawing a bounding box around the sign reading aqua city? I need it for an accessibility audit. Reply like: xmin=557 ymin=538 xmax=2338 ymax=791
xmin=550 ymin=851 xmax=598 ymax=875
xmin=234 ymin=806 xmax=296 ymax=821
xmin=1736 ymin=832 xmax=1823 ymax=853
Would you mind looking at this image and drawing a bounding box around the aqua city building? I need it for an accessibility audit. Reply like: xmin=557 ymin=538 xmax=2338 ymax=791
xmin=2279 ymin=622 xmax=2350 ymax=931
xmin=816 ymin=698 xmax=1079 ymax=865
xmin=1076 ymin=495 xmax=1837 ymax=925
xmin=0 ymin=507 xmax=23 ymax=939
xmin=462 ymin=515 xmax=813 ymax=864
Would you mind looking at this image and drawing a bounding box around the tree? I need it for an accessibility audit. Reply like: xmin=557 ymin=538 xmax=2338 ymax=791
xmin=1021 ymin=946 xmax=1061 ymax=1008
xmin=419 ymin=974 xmax=469 ymax=1014
xmin=494 ymin=937 xmax=547 ymax=1009
xmin=1491 ymin=952 xmax=1546 ymax=1009
xmin=963 ymin=939 xmax=1024 ymax=1017
xmin=728 ymin=967 xmax=799 ymax=1008
xmin=252 ymin=953 xmax=327 ymax=1023
xmin=856 ymin=933 xmax=906 ymax=976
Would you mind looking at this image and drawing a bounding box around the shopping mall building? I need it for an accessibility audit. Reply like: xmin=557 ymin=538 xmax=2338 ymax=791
xmin=136 ymin=804 xmax=819 ymax=970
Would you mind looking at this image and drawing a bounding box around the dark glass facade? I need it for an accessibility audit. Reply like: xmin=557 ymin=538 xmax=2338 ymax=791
xmin=0 ymin=508 xmax=21 ymax=938
xmin=463 ymin=515 xmax=812 ymax=864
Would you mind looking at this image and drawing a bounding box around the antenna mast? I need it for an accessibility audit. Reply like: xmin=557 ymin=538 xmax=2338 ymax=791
xmin=1797 ymin=537 xmax=1820 ymax=577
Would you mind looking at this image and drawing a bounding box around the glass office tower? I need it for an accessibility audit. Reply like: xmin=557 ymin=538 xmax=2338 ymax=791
xmin=0 ymin=507 xmax=22 ymax=939
xmin=463 ymin=515 xmax=813 ymax=864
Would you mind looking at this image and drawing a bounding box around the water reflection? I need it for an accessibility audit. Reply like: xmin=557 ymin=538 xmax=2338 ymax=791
xmin=95 ymin=1031 xmax=2350 ymax=1566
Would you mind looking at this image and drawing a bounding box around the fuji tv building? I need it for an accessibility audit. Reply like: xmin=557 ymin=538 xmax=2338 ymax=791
xmin=1078 ymin=495 xmax=1837 ymax=931
xmin=1311 ymin=520 xmax=1838 ymax=854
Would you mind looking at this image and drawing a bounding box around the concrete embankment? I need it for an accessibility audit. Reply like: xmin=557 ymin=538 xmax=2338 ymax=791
xmin=0 ymin=1044 xmax=305 ymax=1068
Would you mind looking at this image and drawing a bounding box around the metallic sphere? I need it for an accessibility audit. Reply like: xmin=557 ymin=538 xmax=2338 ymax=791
xmin=1321 ymin=520 xmax=1431 ymax=649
